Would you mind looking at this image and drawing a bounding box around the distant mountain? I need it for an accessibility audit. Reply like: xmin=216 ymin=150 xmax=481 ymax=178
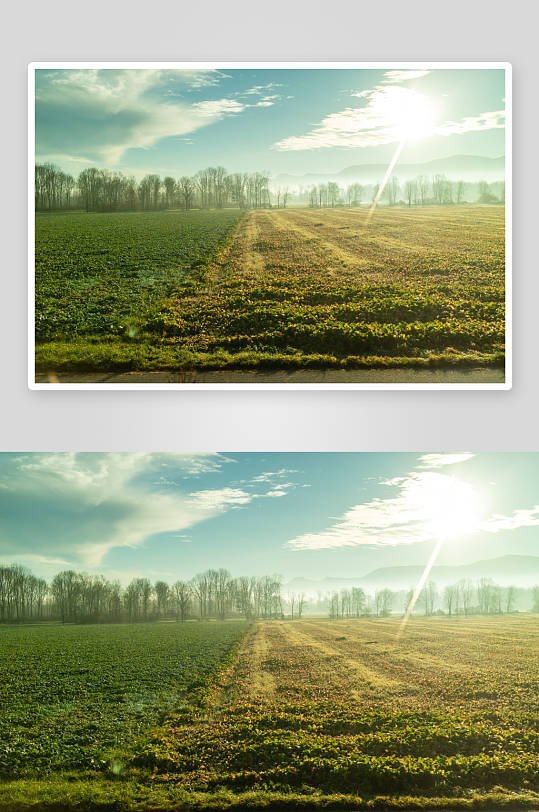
xmin=282 ymin=555 xmax=539 ymax=595
xmin=271 ymin=155 xmax=505 ymax=188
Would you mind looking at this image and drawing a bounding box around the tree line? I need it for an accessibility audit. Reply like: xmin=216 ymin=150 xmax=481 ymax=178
xmin=301 ymin=176 xmax=504 ymax=208
xmin=34 ymin=162 xmax=505 ymax=214
xmin=1 ymin=564 xmax=537 ymax=625
xmin=309 ymin=577 xmax=537 ymax=619
xmin=0 ymin=564 xmax=284 ymax=624
xmin=35 ymin=163 xmax=273 ymax=213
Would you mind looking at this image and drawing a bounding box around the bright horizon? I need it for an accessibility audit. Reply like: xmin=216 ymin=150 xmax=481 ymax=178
xmin=0 ymin=452 xmax=537 ymax=587
xmin=34 ymin=64 xmax=507 ymax=181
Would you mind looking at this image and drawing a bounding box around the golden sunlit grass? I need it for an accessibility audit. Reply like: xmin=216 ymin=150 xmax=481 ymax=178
xmin=124 ymin=615 xmax=539 ymax=810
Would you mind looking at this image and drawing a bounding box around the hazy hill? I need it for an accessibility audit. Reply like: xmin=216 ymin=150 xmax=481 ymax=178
xmin=283 ymin=555 xmax=539 ymax=595
xmin=271 ymin=155 xmax=505 ymax=188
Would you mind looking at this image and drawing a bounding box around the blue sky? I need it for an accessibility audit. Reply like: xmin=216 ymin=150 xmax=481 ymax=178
xmin=0 ymin=453 xmax=536 ymax=586
xmin=34 ymin=66 xmax=506 ymax=180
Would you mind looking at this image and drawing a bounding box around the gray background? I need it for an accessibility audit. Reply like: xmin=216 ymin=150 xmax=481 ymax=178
xmin=3 ymin=0 xmax=533 ymax=451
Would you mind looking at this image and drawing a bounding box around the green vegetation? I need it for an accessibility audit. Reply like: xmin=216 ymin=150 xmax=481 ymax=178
xmin=137 ymin=616 xmax=539 ymax=805
xmin=35 ymin=206 xmax=505 ymax=375
xmin=35 ymin=209 xmax=243 ymax=361
xmin=2 ymin=616 xmax=538 ymax=811
xmin=0 ymin=622 xmax=247 ymax=778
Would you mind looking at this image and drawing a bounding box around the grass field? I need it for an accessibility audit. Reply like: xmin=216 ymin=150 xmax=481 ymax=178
xmin=2 ymin=616 xmax=538 ymax=811
xmin=35 ymin=206 xmax=505 ymax=375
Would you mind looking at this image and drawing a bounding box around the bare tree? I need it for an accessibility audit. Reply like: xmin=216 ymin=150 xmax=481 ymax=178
xmin=442 ymin=584 xmax=458 ymax=617
xmin=351 ymin=586 xmax=365 ymax=617
xmin=177 ymin=176 xmax=196 ymax=211
xmin=373 ymin=589 xmax=383 ymax=617
xmin=404 ymin=586 xmax=415 ymax=614
xmin=416 ymin=175 xmax=430 ymax=205
xmin=282 ymin=186 xmax=291 ymax=208
xmin=378 ymin=588 xmax=395 ymax=617
xmin=477 ymin=578 xmax=494 ymax=614
xmin=163 ymin=176 xmax=176 ymax=209
xmin=432 ymin=174 xmax=448 ymax=205
xmin=403 ymin=179 xmax=417 ymax=206
xmin=458 ymin=579 xmax=474 ymax=616
xmin=384 ymin=176 xmax=400 ymax=206
xmin=505 ymin=584 xmax=518 ymax=614
xmin=297 ymin=592 xmax=308 ymax=619
xmin=171 ymin=580 xmax=191 ymax=621
xmin=455 ymin=179 xmax=467 ymax=204
xmin=418 ymin=580 xmax=438 ymax=616
xmin=288 ymin=592 xmax=296 ymax=619
xmin=154 ymin=580 xmax=170 ymax=620
xmin=477 ymin=179 xmax=491 ymax=203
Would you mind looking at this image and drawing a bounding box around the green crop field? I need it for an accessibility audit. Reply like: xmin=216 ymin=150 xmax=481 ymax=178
xmin=34 ymin=209 xmax=243 ymax=372
xmin=34 ymin=206 xmax=505 ymax=376
xmin=0 ymin=622 xmax=247 ymax=797
xmin=2 ymin=615 xmax=538 ymax=812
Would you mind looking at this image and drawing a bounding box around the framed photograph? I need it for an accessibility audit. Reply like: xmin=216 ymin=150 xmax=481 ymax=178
xmin=30 ymin=63 xmax=510 ymax=389
xmin=1 ymin=451 xmax=537 ymax=806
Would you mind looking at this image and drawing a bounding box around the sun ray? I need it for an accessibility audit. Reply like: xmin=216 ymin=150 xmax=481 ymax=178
xmin=396 ymin=535 xmax=446 ymax=642
xmin=363 ymin=137 xmax=406 ymax=227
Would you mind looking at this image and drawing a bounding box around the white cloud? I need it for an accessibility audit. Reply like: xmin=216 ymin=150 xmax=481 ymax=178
xmin=477 ymin=509 xmax=539 ymax=534
xmin=241 ymin=84 xmax=283 ymax=96
xmin=285 ymin=468 xmax=539 ymax=552
xmin=250 ymin=469 xmax=299 ymax=484
xmin=35 ymin=69 xmax=276 ymax=166
xmin=272 ymin=86 xmax=432 ymax=151
xmin=433 ymin=110 xmax=505 ymax=137
xmin=272 ymin=83 xmax=504 ymax=152
xmin=188 ymin=487 xmax=254 ymax=511
xmin=416 ymin=453 xmax=476 ymax=469
xmin=0 ymin=453 xmax=236 ymax=568
xmin=381 ymin=70 xmax=432 ymax=83
xmin=190 ymin=99 xmax=247 ymax=118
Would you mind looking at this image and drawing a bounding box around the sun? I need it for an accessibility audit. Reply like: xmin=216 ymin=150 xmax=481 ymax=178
xmin=379 ymin=87 xmax=434 ymax=142
xmin=410 ymin=473 xmax=478 ymax=539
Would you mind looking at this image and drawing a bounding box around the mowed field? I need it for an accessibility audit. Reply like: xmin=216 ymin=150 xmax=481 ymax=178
xmin=35 ymin=206 xmax=505 ymax=374
xmin=138 ymin=616 xmax=539 ymax=805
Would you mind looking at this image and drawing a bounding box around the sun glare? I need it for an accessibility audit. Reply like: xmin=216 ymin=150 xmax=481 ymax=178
xmin=396 ymin=475 xmax=479 ymax=642
xmin=383 ymin=90 xmax=434 ymax=142
xmin=414 ymin=475 xmax=478 ymax=538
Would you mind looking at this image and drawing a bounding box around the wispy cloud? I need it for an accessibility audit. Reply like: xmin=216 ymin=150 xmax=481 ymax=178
xmin=285 ymin=469 xmax=539 ymax=551
xmin=250 ymin=469 xmax=299 ymax=484
xmin=272 ymin=82 xmax=504 ymax=152
xmin=35 ymin=69 xmax=278 ymax=166
xmin=191 ymin=99 xmax=248 ymax=118
xmin=381 ymin=70 xmax=432 ymax=83
xmin=0 ymin=453 xmax=237 ymax=568
xmin=433 ymin=111 xmax=505 ymax=137
xmin=416 ymin=453 xmax=476 ymax=469
xmin=188 ymin=488 xmax=254 ymax=511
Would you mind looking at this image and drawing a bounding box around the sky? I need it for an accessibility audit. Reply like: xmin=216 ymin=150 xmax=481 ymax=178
xmin=0 ymin=452 xmax=537 ymax=587
xmin=34 ymin=65 xmax=507 ymax=181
